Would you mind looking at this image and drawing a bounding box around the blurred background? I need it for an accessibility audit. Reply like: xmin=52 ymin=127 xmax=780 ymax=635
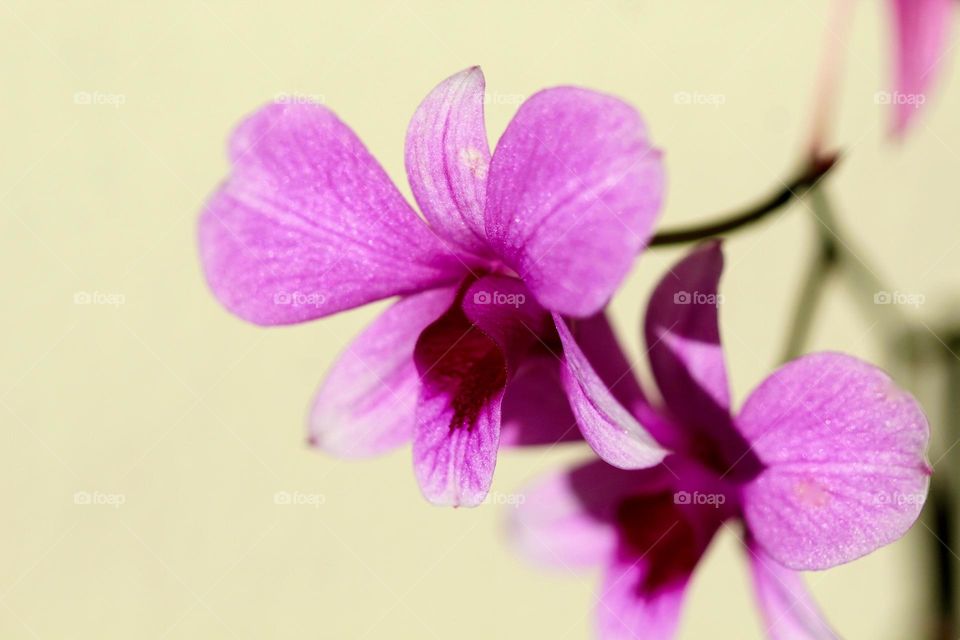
xmin=2 ymin=1 xmax=958 ymax=637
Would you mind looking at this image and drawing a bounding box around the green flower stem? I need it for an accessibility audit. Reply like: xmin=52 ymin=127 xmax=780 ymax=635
xmin=779 ymin=232 xmax=838 ymax=363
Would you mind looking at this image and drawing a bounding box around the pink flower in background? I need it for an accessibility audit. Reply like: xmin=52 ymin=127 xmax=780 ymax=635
xmin=198 ymin=67 xmax=666 ymax=506
xmin=889 ymin=0 xmax=954 ymax=136
xmin=511 ymin=242 xmax=931 ymax=638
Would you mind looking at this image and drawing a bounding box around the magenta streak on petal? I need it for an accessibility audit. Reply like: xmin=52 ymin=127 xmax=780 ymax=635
xmin=413 ymin=298 xmax=505 ymax=507
xmin=308 ymin=286 xmax=458 ymax=458
xmin=616 ymin=494 xmax=703 ymax=589
xmin=597 ymin=493 xmax=714 ymax=640
xmin=199 ymin=101 xmax=467 ymax=326
xmin=413 ymin=276 xmax=549 ymax=507
xmin=485 ymin=87 xmax=665 ymax=317
xmin=512 ymin=454 xmax=829 ymax=638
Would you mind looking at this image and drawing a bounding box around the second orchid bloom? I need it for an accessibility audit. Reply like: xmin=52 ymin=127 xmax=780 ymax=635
xmin=512 ymin=242 xmax=930 ymax=639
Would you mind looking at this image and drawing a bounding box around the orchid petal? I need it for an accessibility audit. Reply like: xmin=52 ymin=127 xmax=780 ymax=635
xmin=510 ymin=461 xmax=676 ymax=570
xmin=501 ymin=311 xmax=655 ymax=447
xmin=645 ymin=242 xmax=748 ymax=465
xmin=597 ymin=493 xmax=709 ymax=640
xmin=499 ymin=353 xmax=581 ymax=446
xmin=510 ymin=463 xmax=621 ymax=570
xmin=745 ymin=535 xmax=838 ymax=640
xmin=577 ymin=312 xmax=649 ymax=415
xmin=597 ymin=558 xmax=689 ymax=640
xmin=890 ymin=0 xmax=954 ymax=136
xmin=405 ymin=67 xmax=492 ymax=255
xmin=308 ymin=287 xmax=458 ymax=457
xmin=739 ymin=352 xmax=931 ymax=570
xmin=554 ymin=314 xmax=669 ymax=470
xmin=413 ymin=276 xmax=548 ymax=506
xmin=577 ymin=311 xmax=679 ymax=448
xmin=485 ymin=87 xmax=664 ymax=317
xmin=199 ymin=102 xmax=465 ymax=326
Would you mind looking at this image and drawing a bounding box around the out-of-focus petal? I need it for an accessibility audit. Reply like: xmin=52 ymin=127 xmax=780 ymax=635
xmin=405 ymin=67 xmax=492 ymax=255
xmin=308 ymin=287 xmax=458 ymax=457
xmin=644 ymin=242 xmax=750 ymax=466
xmin=597 ymin=493 xmax=711 ymax=640
xmin=199 ymin=102 xmax=466 ymax=326
xmin=510 ymin=463 xmax=620 ymax=570
xmin=739 ymin=352 xmax=931 ymax=570
xmin=645 ymin=242 xmax=729 ymax=415
xmin=744 ymin=534 xmax=838 ymax=640
xmin=554 ymin=314 xmax=669 ymax=470
xmin=499 ymin=353 xmax=581 ymax=446
xmin=510 ymin=460 xmax=675 ymax=570
xmin=889 ymin=0 xmax=954 ymax=136
xmin=485 ymin=87 xmax=664 ymax=317
xmin=413 ymin=276 xmax=548 ymax=506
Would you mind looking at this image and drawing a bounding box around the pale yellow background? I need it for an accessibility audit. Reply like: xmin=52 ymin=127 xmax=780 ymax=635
xmin=2 ymin=1 xmax=957 ymax=638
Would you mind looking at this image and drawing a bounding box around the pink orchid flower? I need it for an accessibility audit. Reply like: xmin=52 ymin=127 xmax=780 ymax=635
xmin=512 ymin=242 xmax=931 ymax=638
xmin=198 ymin=67 xmax=667 ymax=506
xmin=889 ymin=0 xmax=954 ymax=136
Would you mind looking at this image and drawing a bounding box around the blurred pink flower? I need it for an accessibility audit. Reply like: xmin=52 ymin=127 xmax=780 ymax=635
xmin=198 ymin=67 xmax=666 ymax=506
xmin=511 ymin=242 xmax=931 ymax=638
xmin=889 ymin=0 xmax=954 ymax=136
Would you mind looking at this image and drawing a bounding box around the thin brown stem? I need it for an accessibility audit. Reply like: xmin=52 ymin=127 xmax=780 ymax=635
xmin=648 ymin=154 xmax=838 ymax=247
